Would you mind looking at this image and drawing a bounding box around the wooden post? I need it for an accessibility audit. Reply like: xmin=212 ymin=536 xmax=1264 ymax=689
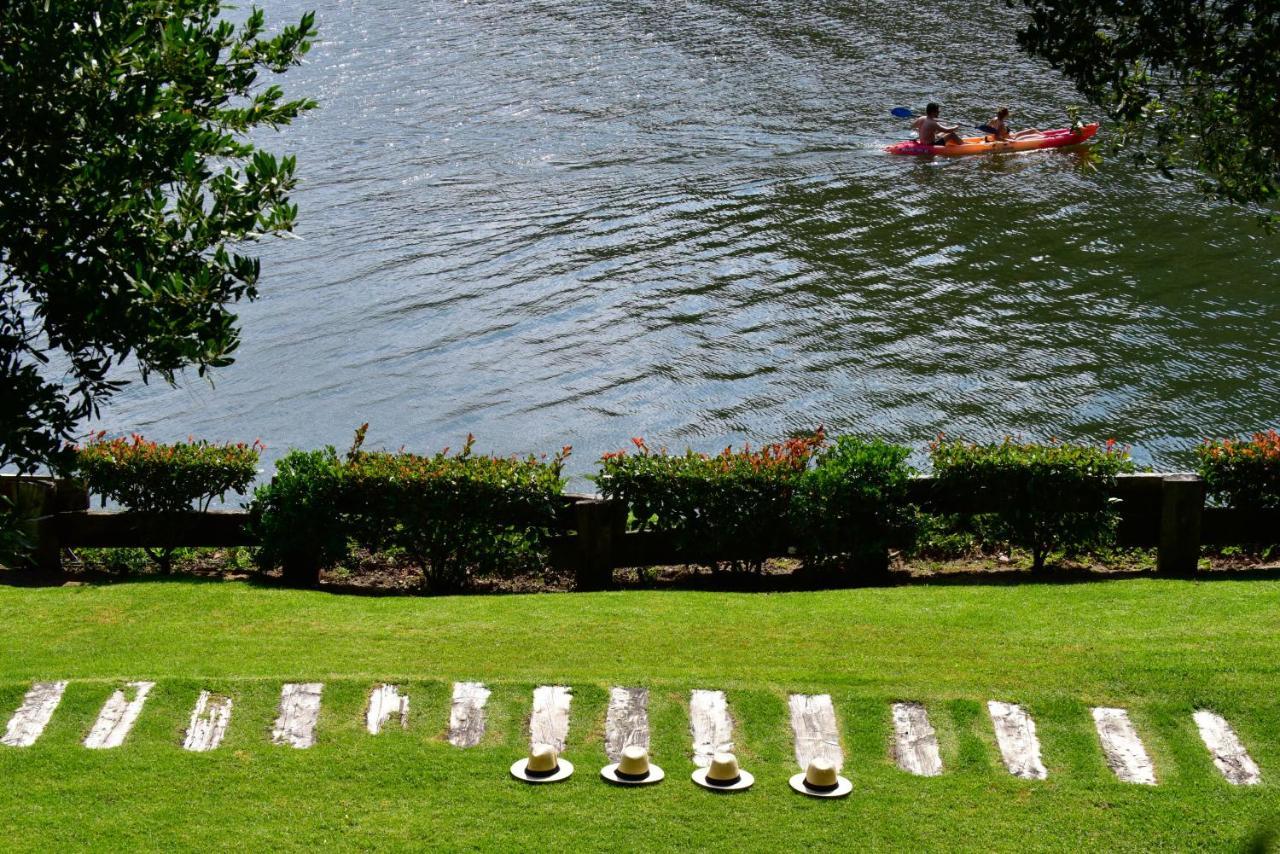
xmin=573 ymin=498 xmax=616 ymax=591
xmin=1158 ymin=474 xmax=1204 ymax=576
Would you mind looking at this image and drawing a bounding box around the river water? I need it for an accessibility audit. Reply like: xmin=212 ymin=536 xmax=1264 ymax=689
xmin=105 ymin=0 xmax=1280 ymax=477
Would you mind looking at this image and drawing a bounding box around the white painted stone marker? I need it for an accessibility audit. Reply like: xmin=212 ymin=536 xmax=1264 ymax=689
xmin=2 ymin=681 xmax=68 ymax=748
xmin=891 ymin=701 xmax=943 ymax=776
xmin=1091 ymin=707 xmax=1156 ymax=785
xmin=1193 ymin=709 xmax=1260 ymax=786
xmin=183 ymin=691 xmax=233 ymax=752
xmin=272 ymin=683 xmax=323 ymax=749
xmin=605 ymin=687 xmax=650 ymax=761
xmin=988 ymin=701 xmax=1048 ymax=780
xmin=448 ymin=681 xmax=490 ymax=748
xmin=689 ymin=689 xmax=734 ymax=768
xmin=366 ymin=684 xmax=409 ymax=735
xmin=84 ymin=681 xmax=155 ymax=749
xmin=789 ymin=693 xmax=843 ymax=770
xmin=529 ymin=685 xmax=572 ymax=752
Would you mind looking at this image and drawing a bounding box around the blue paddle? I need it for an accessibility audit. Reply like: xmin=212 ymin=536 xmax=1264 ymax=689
xmin=892 ymin=107 xmax=998 ymax=135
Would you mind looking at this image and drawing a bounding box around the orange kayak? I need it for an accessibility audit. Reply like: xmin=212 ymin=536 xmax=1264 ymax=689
xmin=886 ymin=123 xmax=1099 ymax=156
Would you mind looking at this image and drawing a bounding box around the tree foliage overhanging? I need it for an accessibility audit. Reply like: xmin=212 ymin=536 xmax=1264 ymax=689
xmin=1016 ymin=0 xmax=1279 ymax=221
xmin=0 ymin=0 xmax=316 ymax=473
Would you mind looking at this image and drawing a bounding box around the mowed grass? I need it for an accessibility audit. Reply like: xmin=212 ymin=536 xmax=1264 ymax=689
xmin=2 ymin=577 xmax=1280 ymax=851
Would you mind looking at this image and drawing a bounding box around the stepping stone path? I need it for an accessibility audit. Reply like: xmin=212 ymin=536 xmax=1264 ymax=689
xmin=604 ymin=687 xmax=650 ymax=761
xmin=689 ymin=689 xmax=735 ymax=768
xmin=788 ymin=693 xmax=843 ymax=770
xmin=448 ymin=682 xmax=490 ymax=748
xmin=1193 ymin=710 xmax=1260 ymax=786
xmin=891 ymin=702 xmax=943 ymax=777
xmin=2 ymin=681 xmax=67 ymax=748
xmin=272 ymin=683 xmax=323 ymax=749
xmin=1092 ymin=707 xmax=1156 ymax=785
xmin=529 ymin=685 xmax=572 ymax=751
xmin=183 ymin=691 xmax=233 ymax=752
xmin=3 ymin=677 xmax=1269 ymax=792
xmin=988 ymin=701 xmax=1048 ymax=780
xmin=85 ymin=682 xmax=154 ymax=749
xmin=366 ymin=684 xmax=409 ymax=735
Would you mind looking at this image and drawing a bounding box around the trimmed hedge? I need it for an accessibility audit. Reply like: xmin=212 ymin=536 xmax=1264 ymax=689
xmin=595 ymin=432 xmax=824 ymax=571
xmin=929 ymin=436 xmax=1136 ymax=571
xmin=75 ymin=433 xmax=261 ymax=571
xmin=76 ymin=433 xmax=261 ymax=513
xmin=250 ymin=426 xmax=569 ymax=591
xmin=596 ymin=430 xmax=917 ymax=576
xmin=1197 ymin=430 xmax=1280 ymax=510
xmin=793 ymin=436 xmax=917 ymax=571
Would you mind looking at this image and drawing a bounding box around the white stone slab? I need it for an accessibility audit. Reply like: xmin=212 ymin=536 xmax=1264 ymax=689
xmin=182 ymin=691 xmax=233 ymax=752
xmin=789 ymin=693 xmax=843 ymax=770
xmin=2 ymin=681 xmax=68 ymax=747
xmin=988 ymin=701 xmax=1048 ymax=780
xmin=366 ymin=684 xmax=409 ymax=735
xmin=892 ymin=701 xmax=943 ymax=776
xmin=1091 ymin=707 xmax=1156 ymax=785
xmin=530 ymin=685 xmax=572 ymax=751
xmin=448 ymin=681 xmax=490 ymax=748
xmin=272 ymin=683 xmax=323 ymax=748
xmin=689 ymin=689 xmax=734 ymax=768
xmin=84 ymin=681 xmax=154 ymax=749
xmin=605 ymin=687 xmax=650 ymax=761
xmin=1193 ymin=709 xmax=1260 ymax=785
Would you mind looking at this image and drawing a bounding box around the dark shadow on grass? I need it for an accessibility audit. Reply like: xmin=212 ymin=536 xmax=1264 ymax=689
xmin=7 ymin=560 xmax=1280 ymax=596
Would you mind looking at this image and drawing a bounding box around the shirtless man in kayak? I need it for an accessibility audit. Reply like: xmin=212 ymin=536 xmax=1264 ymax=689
xmin=912 ymin=103 xmax=964 ymax=146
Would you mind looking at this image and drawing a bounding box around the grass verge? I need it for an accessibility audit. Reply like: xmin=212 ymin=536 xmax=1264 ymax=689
xmin=1 ymin=577 xmax=1279 ymax=850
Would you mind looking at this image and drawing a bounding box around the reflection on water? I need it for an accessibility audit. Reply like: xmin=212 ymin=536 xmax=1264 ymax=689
xmin=106 ymin=0 xmax=1280 ymax=478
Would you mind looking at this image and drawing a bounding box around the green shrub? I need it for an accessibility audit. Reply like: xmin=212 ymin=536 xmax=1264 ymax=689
xmin=251 ymin=426 xmax=569 ymax=591
xmin=792 ymin=436 xmax=917 ymax=573
xmin=929 ymin=437 xmax=1135 ymax=572
xmin=75 ymin=433 xmax=261 ymax=572
xmin=595 ymin=432 xmax=825 ymax=571
xmin=248 ymin=446 xmax=349 ymax=583
xmin=1197 ymin=430 xmax=1280 ymax=509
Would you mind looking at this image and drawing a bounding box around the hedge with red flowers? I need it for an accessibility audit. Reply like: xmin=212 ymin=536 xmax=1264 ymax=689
xmin=74 ymin=433 xmax=262 ymax=572
xmin=76 ymin=433 xmax=262 ymax=514
xmin=1197 ymin=430 xmax=1280 ymax=510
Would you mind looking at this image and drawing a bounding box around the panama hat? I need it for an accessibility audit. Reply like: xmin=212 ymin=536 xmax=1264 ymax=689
xmin=788 ymin=757 xmax=852 ymax=798
xmin=600 ymin=745 xmax=665 ymax=785
xmin=692 ymin=752 xmax=754 ymax=792
xmin=510 ymin=743 xmax=574 ymax=783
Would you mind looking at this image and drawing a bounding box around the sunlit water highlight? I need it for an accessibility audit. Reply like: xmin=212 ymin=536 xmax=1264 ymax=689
xmin=105 ymin=0 xmax=1280 ymax=479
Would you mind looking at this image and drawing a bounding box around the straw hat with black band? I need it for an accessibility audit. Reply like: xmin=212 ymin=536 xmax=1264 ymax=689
xmin=788 ymin=757 xmax=852 ymax=798
xmin=691 ymin=752 xmax=754 ymax=792
xmin=600 ymin=745 xmax=665 ymax=785
xmin=511 ymin=743 xmax=574 ymax=783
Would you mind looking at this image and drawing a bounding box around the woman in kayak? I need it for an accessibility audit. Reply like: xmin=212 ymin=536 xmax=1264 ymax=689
xmin=988 ymin=107 xmax=1041 ymax=141
xmin=912 ymin=103 xmax=964 ymax=146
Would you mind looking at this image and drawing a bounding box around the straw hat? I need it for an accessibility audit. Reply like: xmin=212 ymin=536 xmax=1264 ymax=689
xmin=788 ymin=758 xmax=852 ymax=798
xmin=600 ymin=745 xmax=665 ymax=785
xmin=692 ymin=752 xmax=754 ymax=792
xmin=510 ymin=743 xmax=574 ymax=783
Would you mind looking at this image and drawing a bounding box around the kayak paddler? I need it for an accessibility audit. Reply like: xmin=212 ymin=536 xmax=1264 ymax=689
xmin=911 ymin=103 xmax=963 ymax=147
xmin=987 ymin=107 xmax=1041 ymax=141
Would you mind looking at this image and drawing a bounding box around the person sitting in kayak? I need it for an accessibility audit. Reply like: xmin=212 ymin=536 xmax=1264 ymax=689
xmin=912 ymin=103 xmax=963 ymax=146
xmin=987 ymin=107 xmax=1041 ymax=141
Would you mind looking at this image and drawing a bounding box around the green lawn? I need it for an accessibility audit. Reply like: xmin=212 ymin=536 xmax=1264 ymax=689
xmin=1 ymin=577 xmax=1279 ymax=851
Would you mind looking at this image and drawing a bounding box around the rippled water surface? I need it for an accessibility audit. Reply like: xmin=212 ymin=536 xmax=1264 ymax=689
xmin=108 ymin=0 xmax=1280 ymax=474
